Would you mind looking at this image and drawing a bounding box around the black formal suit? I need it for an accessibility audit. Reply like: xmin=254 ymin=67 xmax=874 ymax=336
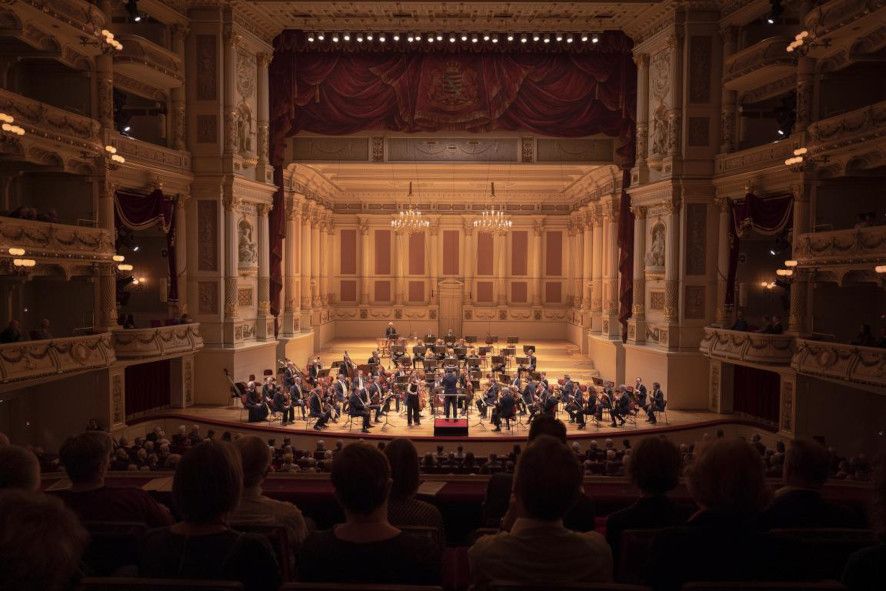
xmin=441 ymin=372 xmax=459 ymax=419
xmin=605 ymin=494 xmax=692 ymax=563
xmin=526 ymin=353 xmax=537 ymax=372
xmin=478 ymin=382 xmax=499 ymax=418
xmin=760 ymin=488 xmax=864 ymax=530
xmin=272 ymin=390 xmax=294 ymax=424
xmin=308 ymin=393 xmax=329 ymax=429
xmin=405 ymin=382 xmax=421 ymax=426
xmin=385 ymin=326 xmax=398 ymax=339
xmin=492 ymin=391 xmax=516 ymax=430
xmin=289 ymin=383 xmax=306 ymax=418
xmin=348 ymin=391 xmax=371 ymax=431
xmin=611 ymin=393 xmax=630 ymax=426
xmin=648 ymin=388 xmax=665 ymax=422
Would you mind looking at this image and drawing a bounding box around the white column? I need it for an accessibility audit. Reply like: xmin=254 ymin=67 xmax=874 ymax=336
xmin=664 ymin=199 xmax=681 ymax=326
xmin=174 ymin=195 xmax=188 ymax=316
xmin=590 ymin=207 xmax=603 ymax=332
xmin=630 ymin=206 xmax=647 ymax=343
xmin=281 ymin=197 xmax=299 ymax=336
xmin=311 ymin=211 xmax=321 ymax=306
xmin=300 ymin=204 xmax=312 ymax=324
xmin=582 ymin=212 xmax=593 ymax=311
xmin=604 ymin=201 xmax=620 ymax=338
xmin=255 ymin=52 xmax=270 ymax=182
xmin=429 ymin=225 xmax=439 ymax=304
xmin=715 ymin=197 xmax=731 ymax=325
xmin=359 ymin=217 xmax=371 ymax=305
xmin=463 ymin=223 xmax=474 ymax=304
xmin=256 ymin=203 xmax=270 ymax=340
xmin=531 ymin=221 xmax=544 ymax=307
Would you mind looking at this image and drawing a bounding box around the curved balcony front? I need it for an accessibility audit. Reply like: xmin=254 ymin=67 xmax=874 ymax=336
xmin=112 ymin=324 xmax=204 ymax=360
xmin=699 ymin=327 xmax=794 ymax=365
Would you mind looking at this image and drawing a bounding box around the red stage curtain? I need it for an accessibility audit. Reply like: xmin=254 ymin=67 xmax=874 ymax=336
xmin=125 ymin=359 xmax=171 ymax=418
xmin=268 ymin=32 xmax=637 ymax=325
xmin=617 ymin=169 xmax=634 ymax=339
xmin=732 ymin=364 xmax=780 ymax=425
xmin=725 ymin=192 xmax=794 ymax=306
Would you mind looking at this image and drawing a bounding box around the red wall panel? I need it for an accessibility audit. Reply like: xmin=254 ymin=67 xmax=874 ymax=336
xmin=340 ymin=280 xmax=357 ymax=302
xmin=546 ymin=231 xmax=563 ymax=276
xmin=374 ymin=280 xmax=391 ymax=302
xmin=408 ymin=280 xmax=425 ymax=302
xmin=374 ymin=229 xmax=391 ymax=275
xmin=408 ymin=232 xmax=425 ymax=275
xmin=476 ymin=281 xmax=494 ymax=302
xmin=511 ymin=281 xmax=528 ymax=303
xmin=340 ymin=229 xmax=357 ymax=275
xmin=476 ymin=232 xmax=494 ymax=276
xmin=442 ymin=230 xmax=460 ymax=275
xmin=511 ymin=231 xmax=528 ymax=276
xmin=545 ymin=281 xmax=562 ymax=303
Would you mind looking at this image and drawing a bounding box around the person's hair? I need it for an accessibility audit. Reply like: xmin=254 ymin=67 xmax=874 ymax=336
xmin=0 ymin=445 xmax=40 ymax=491
xmin=234 ymin=435 xmax=271 ymax=489
xmin=173 ymin=441 xmax=243 ymax=524
xmin=0 ymin=490 xmax=88 ymax=591
xmin=872 ymin=453 xmax=886 ymax=539
xmin=528 ymin=415 xmax=567 ymax=443
xmin=332 ymin=442 xmax=390 ymax=515
xmin=58 ymin=431 xmax=111 ymax=483
xmin=783 ymin=439 xmax=831 ymax=489
xmin=687 ymin=439 xmax=767 ymax=515
xmin=514 ymin=435 xmax=581 ymax=521
xmin=629 ymin=437 xmax=681 ymax=495
xmin=384 ymin=438 xmax=420 ymax=498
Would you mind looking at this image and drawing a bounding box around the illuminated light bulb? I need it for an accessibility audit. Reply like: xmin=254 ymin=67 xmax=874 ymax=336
xmin=461 ymin=33 xmax=468 ymax=41
xmin=112 ymin=255 xmax=125 ymax=262
xmin=533 ymin=33 xmax=540 ymax=42
xmin=0 ymin=113 xmax=13 ymax=123
xmin=784 ymin=260 xmax=798 ymax=267
xmin=23 ymin=259 xmax=35 ymax=267
xmin=366 ymin=33 xmax=373 ymax=41
xmin=581 ymin=32 xmax=589 ymax=42
xmin=105 ymin=145 xmax=117 ymax=154
xmin=307 ymin=32 xmax=315 ymax=42
xmin=543 ymin=35 xmax=551 ymax=44
xmin=555 ymin=32 xmax=563 ymax=42
xmin=317 ymin=32 xmax=325 ymax=41
xmin=592 ymin=34 xmax=599 ymax=43
xmin=117 ymin=263 xmax=133 ymax=272
xmin=875 ymin=265 xmax=886 ymax=273
xmin=343 ymin=32 xmax=351 ymax=41
xmin=435 ymin=32 xmax=443 ymax=41
xmin=332 ymin=33 xmax=339 ymax=42
xmin=8 ymin=247 xmax=25 ymax=256
xmin=492 ymin=35 xmax=499 ymax=44
xmin=520 ymin=35 xmax=528 ymax=44
xmin=378 ymin=33 xmax=386 ymax=42
xmin=760 ymin=281 xmax=768 ymax=288
xmin=566 ymin=35 xmax=574 ymax=44
xmin=506 ymin=33 xmax=514 ymax=42
xmin=449 ymin=34 xmax=456 ymax=43
xmin=483 ymin=32 xmax=490 ymax=41
xmin=794 ymin=147 xmax=808 ymax=156
xmin=392 ymin=33 xmax=400 ymax=41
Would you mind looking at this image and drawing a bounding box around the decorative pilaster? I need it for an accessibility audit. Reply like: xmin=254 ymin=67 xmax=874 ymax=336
xmin=531 ymin=219 xmax=544 ymax=307
xmin=170 ymin=25 xmax=188 ymax=151
xmin=720 ymin=26 xmax=738 ymax=152
xmin=463 ymin=220 xmax=474 ymax=305
xmin=394 ymin=229 xmax=406 ymax=305
xmin=310 ymin=209 xmax=321 ymax=307
xmin=322 ymin=215 xmax=334 ymax=305
xmin=358 ymin=216 xmax=371 ymax=305
xmin=255 ymin=203 xmax=270 ymax=340
xmin=788 ymin=183 xmax=811 ymax=334
xmin=667 ymin=31 xmax=684 ymax=160
xmin=582 ymin=211 xmax=593 ymax=312
xmin=95 ymin=51 xmax=114 ymax=132
xmin=634 ymin=52 xmax=650 ymax=177
xmin=300 ymin=203 xmax=312 ymax=326
xmin=715 ymin=196 xmax=731 ymax=325
xmin=281 ymin=196 xmax=300 ymax=336
xmin=222 ymin=27 xmax=238 ymax=155
xmin=174 ymin=194 xmax=189 ymax=316
xmin=796 ymin=56 xmax=816 ymax=130
xmin=663 ymin=197 xmax=681 ymax=326
xmin=590 ymin=206 xmax=604 ymax=332
xmin=255 ymin=52 xmax=271 ymax=182
xmin=429 ymin=224 xmax=440 ymax=304
xmin=602 ymin=199 xmax=621 ymax=339
xmin=222 ymin=193 xmax=239 ymax=327
xmin=629 ymin=205 xmax=647 ymax=344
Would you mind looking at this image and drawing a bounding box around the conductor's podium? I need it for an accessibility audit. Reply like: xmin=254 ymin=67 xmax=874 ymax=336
xmin=433 ymin=418 xmax=469 ymax=437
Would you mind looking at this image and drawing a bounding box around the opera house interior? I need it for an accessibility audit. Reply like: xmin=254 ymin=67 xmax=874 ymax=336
xmin=0 ymin=0 xmax=884 ymax=590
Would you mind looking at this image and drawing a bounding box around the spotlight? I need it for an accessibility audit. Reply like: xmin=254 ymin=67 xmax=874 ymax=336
xmin=543 ymin=35 xmax=550 ymax=44
xmin=533 ymin=33 xmax=540 ymax=42
xmin=356 ymin=33 xmax=363 ymax=42
xmin=768 ymin=0 xmax=783 ymax=24
xmin=343 ymin=32 xmax=351 ymax=41
xmin=520 ymin=34 xmax=528 ymax=44
xmin=592 ymin=34 xmax=599 ymax=43
xmin=449 ymin=33 xmax=456 ymax=43
xmin=492 ymin=34 xmax=499 ymax=44
xmin=332 ymin=33 xmax=340 ymax=42
xmin=125 ymin=0 xmax=141 ymax=22
xmin=379 ymin=33 xmax=386 ymax=42
xmin=317 ymin=32 xmax=325 ymax=41
xmin=393 ymin=33 xmax=400 ymax=41
xmin=427 ymin=35 xmax=434 ymax=43
xmin=581 ymin=32 xmax=589 ymax=42
xmin=777 ymin=129 xmax=785 ymax=136
xmin=461 ymin=33 xmax=468 ymax=41
xmin=555 ymin=32 xmax=563 ymax=42
xmin=784 ymin=260 xmax=798 ymax=267
xmin=507 ymin=33 xmax=514 ymax=42
xmin=407 ymin=34 xmax=414 ymax=42
xmin=123 ymin=125 xmax=131 ymax=133
xmin=483 ymin=32 xmax=490 ymax=41
xmin=307 ymin=32 xmax=315 ymax=42
xmin=133 ymin=245 xmax=140 ymax=252
xmin=566 ymin=35 xmax=574 ymax=44
xmin=769 ymin=249 xmax=777 ymax=256
xmin=471 ymin=34 xmax=478 ymax=43
xmin=436 ymin=32 xmax=443 ymax=41
xmin=767 ymin=17 xmax=775 ymax=24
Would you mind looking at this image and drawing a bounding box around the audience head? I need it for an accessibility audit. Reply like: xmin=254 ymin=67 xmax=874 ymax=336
xmin=332 ymin=442 xmax=391 ymax=517
xmin=687 ymin=438 xmax=767 ymax=516
xmin=629 ymin=436 xmax=681 ymax=495
xmin=0 ymin=432 xmax=9 ymax=445
xmin=384 ymin=438 xmax=421 ymax=499
xmin=783 ymin=439 xmax=832 ymax=490
xmin=0 ymin=445 xmax=40 ymax=491
xmin=514 ymin=435 xmax=581 ymax=521
xmin=0 ymin=490 xmax=88 ymax=591
xmin=173 ymin=441 xmax=243 ymax=524
xmin=234 ymin=435 xmax=271 ymax=489
xmin=58 ymin=431 xmax=111 ymax=485
xmin=872 ymin=453 xmax=886 ymax=538
xmin=528 ymin=415 xmax=567 ymax=443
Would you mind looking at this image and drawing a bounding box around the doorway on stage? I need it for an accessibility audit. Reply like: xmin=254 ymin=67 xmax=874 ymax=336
xmin=438 ymin=279 xmax=464 ymax=337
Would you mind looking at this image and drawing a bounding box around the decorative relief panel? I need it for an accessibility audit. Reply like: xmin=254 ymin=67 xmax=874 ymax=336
xmin=685 ymin=203 xmax=707 ymax=275
xmin=236 ymin=48 xmax=256 ymax=100
xmin=387 ymin=137 xmax=519 ymax=162
xmin=237 ymin=287 xmax=253 ymax=307
xmin=684 ymin=285 xmax=706 ymax=320
xmin=535 ymin=139 xmax=614 ymax=162
xmin=291 ymin=137 xmax=370 ymax=161
xmin=780 ymin=380 xmax=794 ymax=433
xmin=792 ymin=339 xmax=886 ymax=389
xmin=197 ymin=201 xmax=218 ymax=272
xmin=198 ymin=281 xmax=219 ymax=314
xmin=195 ymin=35 xmax=218 ymax=101
xmin=0 ymin=334 xmax=115 ymax=385
xmin=196 ymin=115 xmax=218 ymax=143
xmin=699 ymin=328 xmax=794 ymax=365
xmin=113 ymin=325 xmax=204 ymax=359
xmin=688 ymin=36 xmax=712 ymax=104
xmin=650 ymin=291 xmax=665 ymax=310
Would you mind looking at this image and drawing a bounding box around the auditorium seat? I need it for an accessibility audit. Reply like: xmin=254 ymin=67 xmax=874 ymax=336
xmin=486 ymin=582 xmax=650 ymax=591
xmin=616 ymin=529 xmax=660 ymax=583
xmin=400 ymin=524 xmax=445 ymax=553
xmin=280 ymin=585 xmax=443 ymax=591
xmin=228 ymin=521 xmax=294 ymax=581
xmin=769 ymin=528 xmax=878 ymax=581
xmin=76 ymin=578 xmax=244 ymax=590
xmin=681 ymin=582 xmax=846 ymax=591
xmin=81 ymin=521 xmax=148 ymax=577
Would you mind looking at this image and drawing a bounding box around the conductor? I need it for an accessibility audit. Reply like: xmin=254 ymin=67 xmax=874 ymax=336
xmin=385 ymin=322 xmax=398 ymax=339
xmin=441 ymin=368 xmax=459 ymax=421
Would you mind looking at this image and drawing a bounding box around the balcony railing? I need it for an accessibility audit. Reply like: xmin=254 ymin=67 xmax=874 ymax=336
xmin=699 ymin=327 xmax=794 ymax=365
xmin=715 ymin=140 xmax=799 ymax=175
xmin=793 ymin=225 xmax=886 ymax=266
xmin=106 ymin=133 xmax=192 ymax=175
xmin=112 ymin=323 xmax=204 ymax=359
xmin=804 ymin=0 xmax=886 ymax=44
xmin=2 ymin=0 xmax=109 ymax=51
xmin=807 ymin=100 xmax=886 ymax=149
xmin=724 ymin=36 xmax=796 ymax=92
xmin=0 ymin=333 xmax=115 ymax=384
xmin=792 ymin=339 xmax=886 ymax=390
xmin=114 ymin=34 xmax=184 ymax=90
xmin=0 ymin=216 xmax=114 ymax=260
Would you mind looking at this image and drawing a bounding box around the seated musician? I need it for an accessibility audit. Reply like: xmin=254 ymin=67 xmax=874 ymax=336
xmin=245 ymin=383 xmax=269 ymax=423
xmin=423 ymin=346 xmax=436 ymax=365
xmin=478 ymin=377 xmax=499 ymax=419
xmin=283 ymin=361 xmax=296 ymax=389
xmin=289 ymin=376 xmax=307 ymax=419
xmin=412 ymin=343 xmax=426 ymax=369
xmin=273 ymin=385 xmax=295 ymax=426
xmin=610 ymin=388 xmax=629 ymax=427
xmin=492 ymin=387 xmax=517 ymax=432
xmin=308 ymin=387 xmax=330 ymax=431
xmin=585 ymin=388 xmax=601 ymax=425
xmin=572 ymin=386 xmax=587 ymax=430
xmin=444 ymin=328 xmax=456 ymax=344
xmin=520 ymin=379 xmax=536 ymax=417
xmin=523 ymin=348 xmax=537 ymax=372
xmin=308 ymin=356 xmax=322 ymax=383
xmin=457 ymin=369 xmax=471 ymax=415
xmin=541 ymin=385 xmax=558 ymax=418
xmin=491 ymin=355 xmax=506 ymax=374
xmin=647 ymin=382 xmax=665 ymax=424
xmin=348 ymin=387 xmax=372 ymax=433
xmin=367 ymin=349 xmax=381 ymax=369
xmin=634 ymin=377 xmax=648 ymax=409
xmin=385 ymin=322 xmax=398 ymax=339
xmin=466 ymin=347 xmax=480 ymax=369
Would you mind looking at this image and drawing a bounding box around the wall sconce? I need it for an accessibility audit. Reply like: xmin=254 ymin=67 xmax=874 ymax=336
xmin=775 ymin=269 xmax=794 ymax=277
xmin=785 ymin=31 xmax=810 ymax=53
xmin=760 ymin=280 xmax=777 ymax=289
xmin=784 ymin=260 xmax=798 ymax=267
xmin=105 ymin=145 xmax=125 ymax=164
xmin=7 ymin=247 xmax=25 ymax=256
xmin=876 ymin=265 xmax=886 ymax=274
xmin=784 ymin=147 xmax=808 ymax=166
xmin=117 ymin=263 xmax=134 ymax=272
xmin=112 ymin=254 xmax=125 ymax=262
xmin=12 ymin=259 xmax=36 ymax=268
xmin=0 ymin=113 xmax=25 ymax=136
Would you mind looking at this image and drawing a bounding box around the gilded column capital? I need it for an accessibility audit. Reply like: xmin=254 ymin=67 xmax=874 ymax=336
xmin=631 ymin=205 xmax=647 ymax=219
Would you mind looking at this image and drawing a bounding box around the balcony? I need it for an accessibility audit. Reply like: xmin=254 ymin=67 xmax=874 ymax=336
xmin=0 ymin=88 xmax=102 ymax=171
xmin=106 ymin=133 xmax=192 ymax=176
xmin=792 ymin=339 xmax=886 ymax=391
xmin=0 ymin=0 xmax=109 ymax=61
xmin=0 ymin=217 xmax=114 ymax=262
xmin=699 ymin=327 xmax=795 ymax=365
xmin=807 ymin=100 xmax=886 ymax=153
xmin=804 ymin=0 xmax=886 ymax=57
xmin=0 ymin=333 xmax=115 ymax=385
xmin=793 ymin=225 xmax=886 ymax=267
xmin=724 ymin=36 xmax=796 ymax=94
xmin=114 ymin=34 xmax=184 ymax=91
xmin=715 ymin=140 xmax=799 ymax=176
xmin=112 ymin=323 xmax=204 ymax=360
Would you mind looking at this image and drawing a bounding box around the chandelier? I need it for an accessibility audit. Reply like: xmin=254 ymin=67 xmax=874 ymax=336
xmin=473 ymin=182 xmax=512 ymax=233
xmin=390 ymin=181 xmax=429 ymax=232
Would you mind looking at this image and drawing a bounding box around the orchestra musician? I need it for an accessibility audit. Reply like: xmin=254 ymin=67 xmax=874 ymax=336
xmin=477 ymin=376 xmax=500 ymax=419
xmin=245 ymin=382 xmax=269 ymax=423
xmin=308 ymin=355 xmax=322 ymax=383
xmin=273 ymin=384 xmax=294 ymax=426
xmin=308 ymin=387 xmax=331 ymax=431
xmin=385 ymin=322 xmax=398 ymax=339
xmin=647 ymin=382 xmax=665 ymax=424
xmin=283 ymin=361 xmax=296 ymax=390
xmin=441 ymin=368 xmax=459 ymax=421
xmin=412 ymin=342 xmax=426 ymax=369
xmin=610 ymin=387 xmax=629 ymax=427
xmin=332 ymin=374 xmax=348 ymax=416
xmin=523 ymin=348 xmax=537 ymax=372
xmin=492 ymin=386 xmax=517 ymax=432
xmin=572 ymin=386 xmax=587 ymax=430
xmin=561 ymin=374 xmax=575 ymax=422
xmin=634 ymin=377 xmax=648 ymax=409
xmin=584 ymin=387 xmax=600 ymax=426
xmin=520 ymin=378 xmax=536 ymax=418
xmin=405 ymin=375 xmax=421 ymax=427
xmin=289 ymin=376 xmax=307 ymax=419
xmin=348 ymin=386 xmax=372 ymax=433
xmin=444 ymin=328 xmax=456 ymax=344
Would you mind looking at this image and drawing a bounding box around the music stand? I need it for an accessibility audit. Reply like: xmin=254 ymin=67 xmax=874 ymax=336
xmin=317 ymin=368 xmax=331 ymax=379
xmin=466 ymin=386 xmax=488 ymax=431
xmin=523 ymin=344 xmax=536 ymax=355
xmin=507 ymin=336 xmax=519 ymax=344
xmin=433 ymin=345 xmax=446 ymax=357
xmin=491 ymin=355 xmax=504 ymax=371
xmin=422 ymin=359 xmax=435 ymax=373
xmin=465 ymin=335 xmax=477 ymax=344
xmin=424 ymin=334 xmax=436 ymax=345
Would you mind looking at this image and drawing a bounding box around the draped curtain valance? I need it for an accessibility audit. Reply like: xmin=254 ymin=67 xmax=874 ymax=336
xmin=114 ymin=189 xmax=178 ymax=304
xmin=726 ymin=192 xmax=794 ymax=306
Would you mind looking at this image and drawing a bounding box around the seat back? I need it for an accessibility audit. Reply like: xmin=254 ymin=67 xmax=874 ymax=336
xmin=487 ymin=582 xmax=650 ymax=591
xmin=617 ymin=529 xmax=660 ymax=584
xmin=81 ymin=522 xmax=148 ymax=577
xmin=399 ymin=524 xmax=445 ymax=554
xmin=281 ymin=585 xmax=443 ymax=591
xmin=229 ymin=522 xmax=294 ymax=581
xmin=77 ymin=577 xmax=244 ymax=591
xmin=769 ymin=528 xmax=877 ymax=581
xmin=681 ymin=582 xmax=846 ymax=591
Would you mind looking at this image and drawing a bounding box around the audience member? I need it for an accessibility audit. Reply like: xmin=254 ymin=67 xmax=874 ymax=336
xmin=852 ymin=324 xmax=876 ymax=347
xmin=230 ymin=435 xmax=309 ymax=549
xmin=0 ymin=319 xmax=23 ymax=343
xmin=842 ymin=452 xmax=886 ymax=591
xmin=53 ymin=431 xmax=173 ymax=527
xmin=298 ymin=442 xmax=440 ymax=585
xmin=139 ymin=441 xmax=280 ymax=591
xmin=0 ymin=431 xmax=9 ymax=445
xmin=0 ymin=444 xmax=40 ymax=491
xmin=384 ymin=438 xmax=445 ymax=532
xmin=646 ymin=438 xmax=797 ymax=591
xmin=30 ymin=318 xmax=52 ymax=340
xmin=762 ymin=439 xmax=863 ymax=529
xmin=606 ymin=436 xmax=689 ymax=561
xmin=0 ymin=490 xmax=88 ymax=591
xmin=730 ymin=310 xmax=748 ymax=331
xmin=469 ymin=435 xmax=613 ymax=589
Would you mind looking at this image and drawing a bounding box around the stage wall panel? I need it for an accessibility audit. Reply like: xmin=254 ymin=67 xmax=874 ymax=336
xmin=462 ymin=320 xmax=568 ymax=340
xmin=546 ymin=230 xmax=563 ymax=276
xmin=545 ymin=281 xmax=562 ymax=304
xmin=374 ymin=230 xmax=391 ymax=275
xmin=408 ymin=233 xmax=425 ymax=275
xmin=340 ymin=280 xmax=357 ymax=302
xmin=408 ymin=280 xmax=425 ymax=302
xmin=476 ymin=281 xmax=493 ymax=303
xmin=511 ymin=281 xmax=528 ymax=303
xmin=442 ymin=230 xmax=460 ymax=275
xmin=477 ymin=232 xmax=493 ymax=276
xmin=511 ymin=231 xmax=528 ymax=275
xmin=374 ymin=280 xmax=391 ymax=302
xmin=340 ymin=229 xmax=357 ymax=275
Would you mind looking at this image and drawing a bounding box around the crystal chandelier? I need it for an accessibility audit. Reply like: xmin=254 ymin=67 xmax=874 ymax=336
xmin=473 ymin=182 xmax=512 ymax=232
xmin=390 ymin=181 xmax=429 ymax=232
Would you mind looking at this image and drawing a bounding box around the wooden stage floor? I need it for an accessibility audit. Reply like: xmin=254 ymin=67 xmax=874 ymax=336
xmin=143 ymin=338 xmax=731 ymax=443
